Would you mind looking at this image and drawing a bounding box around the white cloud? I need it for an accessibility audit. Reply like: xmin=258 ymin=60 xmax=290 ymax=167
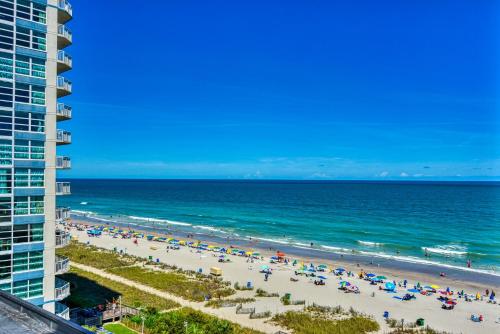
xmin=400 ymin=172 xmax=409 ymax=177
xmin=378 ymin=171 xmax=389 ymax=177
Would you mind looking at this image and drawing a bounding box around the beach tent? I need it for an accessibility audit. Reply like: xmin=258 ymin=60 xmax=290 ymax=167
xmin=385 ymin=282 xmax=396 ymax=291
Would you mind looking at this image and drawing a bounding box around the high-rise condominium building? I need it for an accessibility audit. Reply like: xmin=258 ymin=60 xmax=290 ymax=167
xmin=0 ymin=0 xmax=73 ymax=319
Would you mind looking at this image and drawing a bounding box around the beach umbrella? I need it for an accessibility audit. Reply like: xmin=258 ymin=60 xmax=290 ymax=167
xmin=407 ymin=288 xmax=420 ymax=293
xmin=318 ymin=275 xmax=327 ymax=280
xmin=336 ymin=267 xmax=345 ymax=272
xmin=385 ymin=282 xmax=396 ymax=291
xmin=270 ymin=256 xmax=279 ymax=260
xmin=430 ymin=284 xmax=440 ymax=290
xmin=366 ymin=273 xmax=376 ymax=278
xmin=308 ymin=268 xmax=316 ymax=272
xmin=277 ymin=251 xmax=285 ymax=257
xmin=376 ymin=276 xmax=387 ymax=280
xmin=261 ymin=265 xmax=269 ymax=270
xmin=339 ymin=281 xmax=351 ymax=287
xmin=318 ymin=264 xmax=328 ymax=269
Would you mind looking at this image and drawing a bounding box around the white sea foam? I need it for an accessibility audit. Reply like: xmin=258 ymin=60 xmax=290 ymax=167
xmin=294 ymin=242 xmax=310 ymax=247
xmin=193 ymin=225 xmax=227 ymax=234
xmin=320 ymin=245 xmax=351 ymax=253
xmin=357 ymin=240 xmax=384 ymax=247
xmin=423 ymin=244 xmax=467 ymax=257
xmin=251 ymin=236 xmax=290 ymax=245
xmin=72 ymin=210 xmax=95 ymax=215
xmin=127 ymin=215 xmax=192 ymax=226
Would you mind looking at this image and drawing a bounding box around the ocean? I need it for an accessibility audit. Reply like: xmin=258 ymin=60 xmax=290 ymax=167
xmin=60 ymin=179 xmax=500 ymax=275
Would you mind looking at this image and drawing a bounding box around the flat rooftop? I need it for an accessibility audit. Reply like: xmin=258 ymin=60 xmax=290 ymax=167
xmin=0 ymin=291 xmax=91 ymax=334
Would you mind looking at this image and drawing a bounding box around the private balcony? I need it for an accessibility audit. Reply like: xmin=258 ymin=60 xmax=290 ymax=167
xmin=56 ymin=156 xmax=71 ymax=169
xmin=55 ymin=278 xmax=70 ymax=301
xmin=58 ymin=0 xmax=73 ymax=24
xmin=56 ymin=130 xmax=72 ymax=145
xmin=56 ymin=182 xmax=71 ymax=195
xmin=56 ymin=207 xmax=71 ymax=223
xmin=56 ymin=76 xmax=72 ymax=97
xmin=56 ymin=103 xmax=72 ymax=121
xmin=55 ymin=229 xmax=71 ymax=248
xmin=55 ymin=255 xmax=69 ymax=275
xmin=55 ymin=302 xmax=70 ymax=320
xmin=57 ymin=24 xmax=72 ymax=49
xmin=57 ymin=50 xmax=72 ymax=74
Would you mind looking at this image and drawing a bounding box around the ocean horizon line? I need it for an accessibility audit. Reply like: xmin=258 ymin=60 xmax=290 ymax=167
xmin=57 ymin=177 xmax=500 ymax=184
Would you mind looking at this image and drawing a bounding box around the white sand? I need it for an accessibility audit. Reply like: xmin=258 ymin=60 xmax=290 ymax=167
xmin=66 ymin=225 xmax=500 ymax=334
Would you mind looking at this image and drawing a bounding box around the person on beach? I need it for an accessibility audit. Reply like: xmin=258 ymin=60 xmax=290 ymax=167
xmin=467 ymin=259 xmax=471 ymax=268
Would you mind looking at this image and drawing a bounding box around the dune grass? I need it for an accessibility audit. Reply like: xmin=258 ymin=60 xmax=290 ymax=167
xmin=271 ymin=307 xmax=379 ymax=334
xmin=61 ymin=267 xmax=179 ymax=310
xmin=205 ymin=297 xmax=255 ymax=308
xmin=56 ymin=241 xmax=137 ymax=269
xmin=124 ymin=307 xmax=263 ymax=334
xmin=107 ymin=266 xmax=234 ymax=302
xmin=103 ymin=323 xmax=138 ymax=334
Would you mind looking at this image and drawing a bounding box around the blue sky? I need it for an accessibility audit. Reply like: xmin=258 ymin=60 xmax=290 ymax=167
xmin=60 ymin=0 xmax=499 ymax=180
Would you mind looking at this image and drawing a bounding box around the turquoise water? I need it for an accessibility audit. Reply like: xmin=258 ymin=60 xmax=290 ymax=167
xmin=60 ymin=179 xmax=500 ymax=273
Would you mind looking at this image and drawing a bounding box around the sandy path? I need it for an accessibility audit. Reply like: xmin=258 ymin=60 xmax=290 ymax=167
xmin=69 ymin=262 xmax=285 ymax=334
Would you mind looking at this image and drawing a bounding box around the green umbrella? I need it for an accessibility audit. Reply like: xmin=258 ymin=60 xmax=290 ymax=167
xmin=376 ymin=275 xmax=387 ymax=280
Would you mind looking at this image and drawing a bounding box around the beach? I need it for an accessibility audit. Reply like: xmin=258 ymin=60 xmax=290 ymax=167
xmin=65 ymin=219 xmax=500 ymax=334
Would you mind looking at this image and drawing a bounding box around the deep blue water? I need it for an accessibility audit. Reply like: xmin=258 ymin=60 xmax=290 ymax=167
xmin=59 ymin=179 xmax=500 ymax=273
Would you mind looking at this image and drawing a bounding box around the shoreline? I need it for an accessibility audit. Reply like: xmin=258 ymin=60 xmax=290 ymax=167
xmin=70 ymin=215 xmax=500 ymax=290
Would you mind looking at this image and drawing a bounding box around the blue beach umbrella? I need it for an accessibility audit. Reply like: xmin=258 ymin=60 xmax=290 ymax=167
xmin=339 ymin=281 xmax=351 ymax=287
xmin=366 ymin=273 xmax=376 ymax=278
xmin=385 ymin=282 xmax=396 ymax=291
xmin=318 ymin=275 xmax=327 ymax=280
xmin=336 ymin=267 xmax=345 ymax=272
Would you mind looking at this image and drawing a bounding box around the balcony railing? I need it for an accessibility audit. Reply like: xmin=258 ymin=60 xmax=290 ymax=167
xmin=56 ymin=156 xmax=71 ymax=169
xmin=56 ymin=76 xmax=72 ymax=97
xmin=56 ymin=207 xmax=71 ymax=222
xmin=55 ymin=229 xmax=71 ymax=247
xmin=55 ymin=302 xmax=70 ymax=320
xmin=56 ymin=182 xmax=71 ymax=195
xmin=57 ymin=50 xmax=72 ymax=73
xmin=57 ymin=24 xmax=72 ymax=48
xmin=55 ymin=278 xmax=70 ymax=301
xmin=56 ymin=103 xmax=72 ymax=120
xmin=56 ymin=130 xmax=72 ymax=145
xmin=55 ymin=255 xmax=70 ymax=275
xmin=58 ymin=0 xmax=73 ymax=24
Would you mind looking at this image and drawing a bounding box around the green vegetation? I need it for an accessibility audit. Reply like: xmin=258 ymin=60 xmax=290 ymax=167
xmin=385 ymin=318 xmax=450 ymax=334
xmin=255 ymin=288 xmax=279 ymax=297
xmin=58 ymin=242 xmax=235 ymax=302
xmin=123 ymin=307 xmax=263 ymax=334
xmin=234 ymin=282 xmax=254 ymax=291
xmin=205 ymin=297 xmax=255 ymax=308
xmin=270 ymin=306 xmax=379 ymax=334
xmin=108 ymin=266 xmax=234 ymax=302
xmin=103 ymin=323 xmax=138 ymax=334
xmin=61 ymin=267 xmax=179 ymax=310
xmin=57 ymin=242 xmax=137 ymax=269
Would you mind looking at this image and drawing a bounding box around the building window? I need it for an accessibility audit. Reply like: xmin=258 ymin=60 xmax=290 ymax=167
xmin=15 ymin=83 xmax=45 ymax=106
xmin=16 ymin=27 xmax=46 ymax=51
xmin=0 ymin=168 xmax=11 ymax=194
xmin=0 ymin=254 xmax=10 ymax=279
xmin=14 ymin=139 xmax=44 ymax=160
xmin=0 ymin=110 xmax=12 ymax=137
xmin=0 ymin=224 xmax=11 ymax=250
xmin=13 ymin=278 xmax=43 ymax=298
xmin=0 ymin=1 xmax=14 ymax=23
xmin=13 ymin=196 xmax=44 ymax=215
xmin=13 ymin=251 xmax=43 ymax=272
xmin=0 ymin=139 xmax=11 ymax=165
xmin=0 ymin=23 xmax=13 ymax=50
xmin=13 ymin=223 xmax=43 ymax=243
xmin=14 ymin=168 xmax=43 ymax=187
xmin=16 ymin=0 xmax=46 ymax=24
xmin=0 ymin=51 xmax=12 ymax=79
xmin=0 ymin=80 xmax=12 ymax=108
xmin=14 ymin=111 xmax=44 ymax=133
xmin=0 ymin=282 xmax=10 ymax=293
xmin=15 ymin=55 xmax=45 ymax=79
